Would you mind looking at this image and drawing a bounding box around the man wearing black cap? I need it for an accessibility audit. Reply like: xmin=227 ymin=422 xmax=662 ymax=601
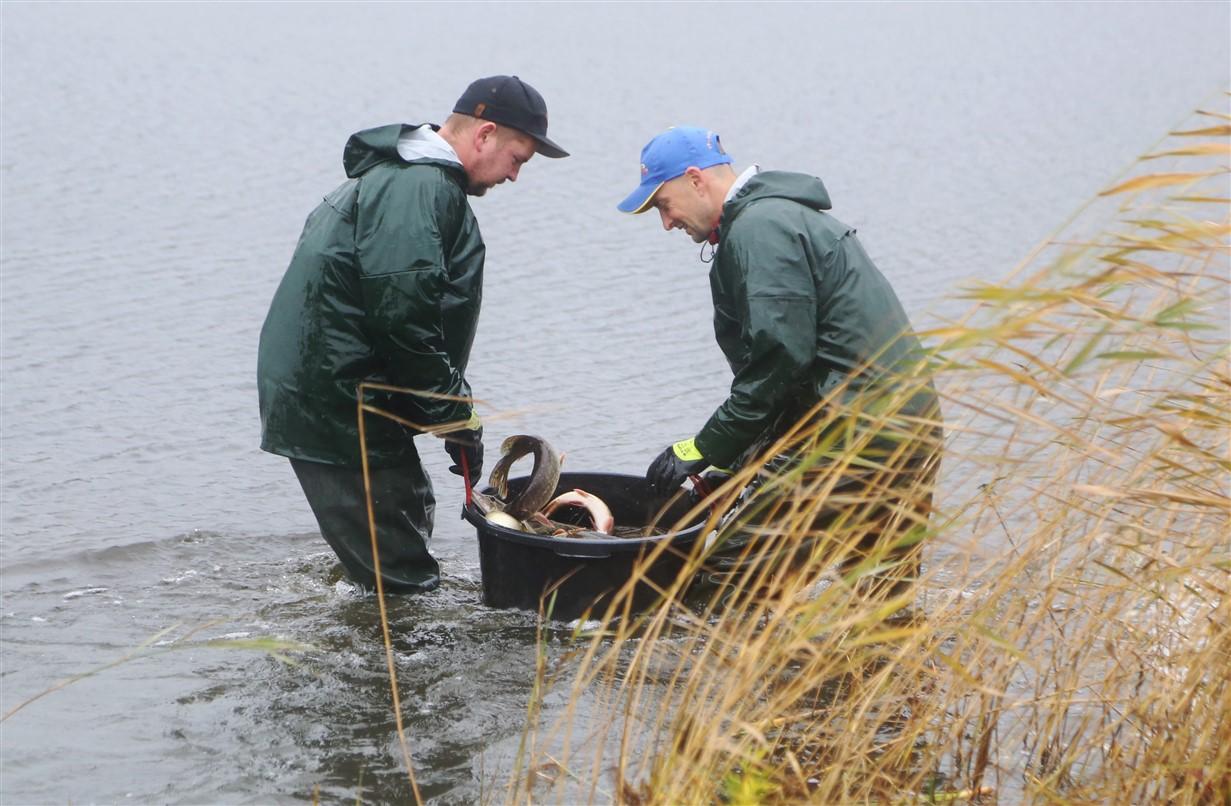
xmin=258 ymin=75 xmax=567 ymax=594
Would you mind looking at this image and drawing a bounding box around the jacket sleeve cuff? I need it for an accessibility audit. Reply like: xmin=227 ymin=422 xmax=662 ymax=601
xmin=693 ymin=429 xmax=741 ymax=470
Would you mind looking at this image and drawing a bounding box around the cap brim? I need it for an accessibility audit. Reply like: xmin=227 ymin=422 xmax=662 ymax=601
xmin=617 ymin=179 xmax=665 ymax=214
xmin=530 ymin=133 xmax=569 ymax=159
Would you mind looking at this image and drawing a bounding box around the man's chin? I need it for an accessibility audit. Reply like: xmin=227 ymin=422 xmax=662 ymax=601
xmin=465 ymin=185 xmax=490 ymax=197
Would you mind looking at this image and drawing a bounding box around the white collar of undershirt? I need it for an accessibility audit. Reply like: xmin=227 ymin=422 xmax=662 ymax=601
xmin=724 ymin=163 xmax=761 ymax=204
xmin=396 ymin=124 xmax=462 ymax=165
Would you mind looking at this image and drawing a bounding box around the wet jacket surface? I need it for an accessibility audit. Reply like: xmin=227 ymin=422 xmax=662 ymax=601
xmin=258 ymin=124 xmax=484 ymax=467
xmin=694 ymin=170 xmax=937 ymax=468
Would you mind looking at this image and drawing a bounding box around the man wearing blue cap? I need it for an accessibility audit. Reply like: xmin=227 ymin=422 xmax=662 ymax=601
xmin=619 ymin=126 xmax=940 ymax=591
xmin=259 ymin=76 xmax=567 ymax=594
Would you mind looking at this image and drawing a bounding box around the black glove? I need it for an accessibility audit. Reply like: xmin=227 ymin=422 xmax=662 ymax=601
xmin=646 ymin=437 xmax=708 ymax=495
xmin=444 ymin=421 xmax=483 ymax=486
xmin=691 ymin=468 xmax=734 ymax=499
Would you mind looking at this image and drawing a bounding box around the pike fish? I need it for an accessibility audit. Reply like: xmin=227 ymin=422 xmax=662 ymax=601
xmin=542 ymin=489 xmax=615 ymax=534
xmin=486 ymin=434 xmax=562 ymax=520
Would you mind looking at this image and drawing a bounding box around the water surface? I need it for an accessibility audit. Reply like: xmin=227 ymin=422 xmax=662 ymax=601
xmin=2 ymin=3 xmax=1227 ymax=801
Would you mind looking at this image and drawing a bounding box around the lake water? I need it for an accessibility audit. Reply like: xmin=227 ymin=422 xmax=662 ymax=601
xmin=2 ymin=3 xmax=1227 ymax=802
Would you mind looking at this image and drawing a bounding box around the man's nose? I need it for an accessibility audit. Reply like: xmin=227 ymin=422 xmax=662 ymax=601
xmin=507 ymin=164 xmax=521 ymax=182
xmin=659 ymin=209 xmax=672 ymax=231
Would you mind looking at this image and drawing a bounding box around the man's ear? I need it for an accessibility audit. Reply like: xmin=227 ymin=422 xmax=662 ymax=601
xmin=474 ymin=121 xmax=499 ymax=152
xmin=684 ymin=166 xmax=706 ymax=194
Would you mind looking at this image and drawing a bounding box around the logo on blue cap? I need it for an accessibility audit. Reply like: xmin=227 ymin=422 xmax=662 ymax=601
xmin=618 ymin=126 xmax=733 ymax=214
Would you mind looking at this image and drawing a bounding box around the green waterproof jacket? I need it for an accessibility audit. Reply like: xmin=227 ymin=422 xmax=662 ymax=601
xmin=693 ymin=170 xmax=938 ymax=468
xmin=258 ymin=124 xmax=484 ymax=468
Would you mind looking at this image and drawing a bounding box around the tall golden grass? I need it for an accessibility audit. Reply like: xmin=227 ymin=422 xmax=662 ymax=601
xmin=506 ymin=106 xmax=1231 ymax=804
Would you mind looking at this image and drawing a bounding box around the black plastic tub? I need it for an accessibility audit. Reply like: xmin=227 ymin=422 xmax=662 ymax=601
xmin=462 ymin=472 xmax=706 ymax=621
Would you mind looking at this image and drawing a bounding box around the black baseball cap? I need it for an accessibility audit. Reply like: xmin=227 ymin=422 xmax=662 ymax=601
xmin=453 ymin=75 xmax=569 ymax=159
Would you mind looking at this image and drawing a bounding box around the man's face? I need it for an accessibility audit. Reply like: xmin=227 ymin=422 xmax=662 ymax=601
xmin=651 ymin=172 xmax=713 ymax=243
xmin=465 ymin=126 xmax=537 ymax=196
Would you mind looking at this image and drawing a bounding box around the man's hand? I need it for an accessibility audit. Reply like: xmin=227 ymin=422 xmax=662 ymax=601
xmin=646 ymin=437 xmax=708 ymax=494
xmin=443 ymin=413 xmax=483 ymax=486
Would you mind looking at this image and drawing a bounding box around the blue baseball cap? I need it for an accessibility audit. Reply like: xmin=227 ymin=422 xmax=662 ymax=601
xmin=617 ymin=126 xmax=733 ymax=214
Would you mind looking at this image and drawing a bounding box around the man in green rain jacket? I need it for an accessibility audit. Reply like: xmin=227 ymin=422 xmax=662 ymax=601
xmin=258 ymin=76 xmax=567 ymax=594
xmin=618 ymin=126 xmax=940 ymax=589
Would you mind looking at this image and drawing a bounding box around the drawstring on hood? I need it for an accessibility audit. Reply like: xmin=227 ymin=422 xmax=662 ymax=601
xmin=700 ymin=239 xmax=716 ymax=263
xmin=700 ymin=225 xmax=720 ymax=263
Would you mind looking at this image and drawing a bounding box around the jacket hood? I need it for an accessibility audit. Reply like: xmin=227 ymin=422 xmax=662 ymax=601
xmin=723 ymin=170 xmax=833 ymax=224
xmin=342 ymin=123 xmax=463 ymax=178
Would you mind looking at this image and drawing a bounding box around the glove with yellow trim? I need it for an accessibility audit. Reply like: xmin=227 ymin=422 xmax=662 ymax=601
xmin=443 ymin=411 xmax=484 ymax=485
xmin=646 ymin=437 xmax=708 ymax=494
